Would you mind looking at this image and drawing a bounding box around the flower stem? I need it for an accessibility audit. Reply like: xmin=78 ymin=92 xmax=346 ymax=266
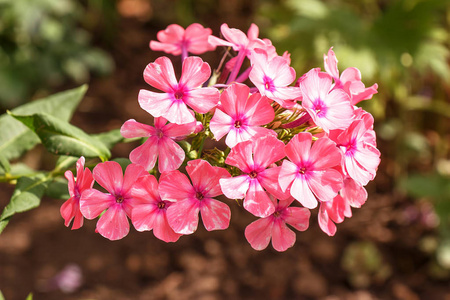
xmin=281 ymin=113 xmax=311 ymax=129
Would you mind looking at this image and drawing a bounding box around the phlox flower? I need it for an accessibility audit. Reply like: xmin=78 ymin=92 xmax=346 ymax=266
xmin=279 ymin=132 xmax=343 ymax=209
xmin=61 ymin=156 xmax=94 ymax=230
xmin=208 ymin=23 xmax=265 ymax=56
xmin=335 ymin=118 xmax=381 ymax=186
xmin=341 ymin=177 xmax=367 ymax=208
xmin=245 ymin=197 xmax=310 ymax=252
xmin=150 ymin=23 xmax=215 ymax=57
xmin=318 ymin=194 xmax=351 ymax=236
xmin=158 ymin=159 xmax=231 ymax=235
xmin=324 ymin=47 xmax=378 ymax=105
xmin=220 ymin=135 xmax=288 ymax=218
xmin=80 ymin=162 xmax=147 ymax=240
xmin=120 ymin=117 xmax=196 ymax=173
xmin=249 ymin=49 xmax=301 ymax=108
xmin=131 ymin=174 xmax=182 ymax=242
xmin=209 ymin=83 xmax=275 ymax=148
xmin=300 ymin=68 xmax=354 ymax=132
xmin=138 ymin=56 xmax=220 ymax=125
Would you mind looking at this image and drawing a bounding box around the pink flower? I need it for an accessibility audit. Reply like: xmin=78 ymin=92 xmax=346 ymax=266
xmin=220 ymin=135 xmax=288 ymax=218
xmin=61 ymin=157 xmax=94 ymax=230
xmin=138 ymin=56 xmax=220 ymax=124
xmin=209 ymin=83 xmax=275 ymax=148
xmin=120 ymin=117 xmax=196 ymax=173
xmin=335 ymin=119 xmax=380 ymax=186
xmin=159 ymin=159 xmax=231 ymax=235
xmin=80 ymin=162 xmax=147 ymax=240
xmin=245 ymin=197 xmax=310 ymax=252
xmin=249 ymin=49 xmax=301 ymax=108
xmin=131 ymin=174 xmax=182 ymax=242
xmin=341 ymin=177 xmax=367 ymax=208
xmin=318 ymin=194 xmax=351 ymax=236
xmin=300 ymin=68 xmax=354 ymax=132
xmin=324 ymin=47 xmax=378 ymax=105
xmin=208 ymin=23 xmax=265 ymax=55
xmin=150 ymin=23 xmax=215 ymax=56
xmin=279 ymin=132 xmax=343 ymax=209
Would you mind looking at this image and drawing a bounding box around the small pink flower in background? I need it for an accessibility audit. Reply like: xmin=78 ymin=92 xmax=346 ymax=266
xmin=208 ymin=23 xmax=265 ymax=55
xmin=120 ymin=117 xmax=196 ymax=173
xmin=80 ymin=162 xmax=147 ymax=240
xmin=210 ymin=83 xmax=275 ymax=148
xmin=324 ymin=47 xmax=378 ymax=105
xmin=61 ymin=157 xmax=94 ymax=230
xmin=131 ymin=174 xmax=181 ymax=242
xmin=318 ymin=194 xmax=352 ymax=236
xmin=300 ymin=68 xmax=354 ymax=132
xmin=159 ymin=159 xmax=231 ymax=235
xmin=335 ymin=119 xmax=380 ymax=186
xmin=150 ymin=23 xmax=215 ymax=56
xmin=139 ymin=56 xmax=220 ymax=124
xmin=249 ymin=49 xmax=301 ymax=108
xmin=220 ymin=135 xmax=288 ymax=218
xmin=245 ymin=197 xmax=310 ymax=252
xmin=279 ymin=132 xmax=343 ymax=209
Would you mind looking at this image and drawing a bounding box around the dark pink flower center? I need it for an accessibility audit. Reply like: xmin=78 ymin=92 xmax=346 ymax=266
xmin=234 ymin=120 xmax=242 ymax=128
xmin=158 ymin=202 xmax=166 ymax=209
xmin=196 ymin=191 xmax=204 ymax=200
xmin=263 ymin=76 xmax=275 ymax=92
xmin=174 ymin=90 xmax=184 ymax=100
xmin=344 ymin=141 xmax=357 ymax=157
xmin=249 ymin=171 xmax=258 ymax=179
xmin=299 ymin=167 xmax=307 ymax=174
xmin=115 ymin=195 xmax=124 ymax=203
xmin=156 ymin=130 xmax=164 ymax=139
xmin=273 ymin=210 xmax=281 ymax=218
xmin=313 ymin=99 xmax=327 ymax=117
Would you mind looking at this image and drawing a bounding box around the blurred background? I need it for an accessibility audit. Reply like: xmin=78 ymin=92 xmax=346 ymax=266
xmin=0 ymin=0 xmax=449 ymax=299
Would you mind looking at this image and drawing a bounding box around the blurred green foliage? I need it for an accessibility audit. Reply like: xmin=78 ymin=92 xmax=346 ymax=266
xmin=0 ymin=0 xmax=115 ymax=109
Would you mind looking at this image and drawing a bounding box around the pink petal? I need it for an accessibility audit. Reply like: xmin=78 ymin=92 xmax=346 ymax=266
xmin=184 ymin=87 xmax=220 ymax=114
xmin=224 ymin=140 xmax=254 ymax=173
xmin=220 ymin=175 xmax=250 ymax=200
xmin=129 ymin=137 xmax=159 ymax=171
xmin=308 ymin=169 xmax=343 ymax=202
xmin=132 ymin=203 xmax=159 ymax=231
xmin=143 ymin=57 xmax=177 ymax=92
xmin=210 ymin=109 xmax=234 ymax=141
xmin=152 ymin=211 xmax=182 ymax=242
xmin=186 ymin=159 xmax=230 ymax=198
xmin=163 ymin=120 xmax=196 ymax=138
xmin=93 ymin=161 xmax=123 ymax=195
xmin=138 ymin=89 xmax=176 ymax=120
xmin=120 ymin=119 xmax=155 ymax=139
xmin=341 ymin=178 xmax=367 ymax=208
xmin=244 ymin=180 xmax=275 ymax=217
xmin=157 ymin=137 xmax=186 ymax=173
xmin=242 ymin=93 xmax=274 ymax=126
xmin=278 ymin=160 xmax=298 ymax=192
xmin=166 ymin=199 xmax=200 ymax=234
xmin=271 ymin=220 xmax=296 ymax=252
xmin=309 ymin=137 xmax=341 ymax=169
xmin=245 ymin=217 xmax=273 ymax=251
xmin=200 ymin=198 xmax=231 ymax=231
xmin=60 ymin=197 xmax=83 ymax=230
xmin=96 ymin=205 xmax=130 ymax=241
xmin=258 ymin=167 xmax=290 ymax=200
xmin=283 ymin=207 xmax=310 ymax=231
xmin=79 ymin=189 xmax=114 ymax=219
xmin=220 ymin=83 xmax=249 ymax=119
xmin=65 ymin=170 xmax=75 ymax=197
xmin=324 ymin=47 xmax=339 ymax=80
xmin=131 ymin=174 xmax=160 ymax=205
xmin=179 ymin=56 xmax=211 ymax=88
xmin=285 ymin=133 xmax=312 ymax=165
xmin=290 ymin=176 xmax=317 ymax=209
xmin=163 ymin=98 xmax=196 ymax=125
xmin=159 ymin=170 xmax=195 ymax=202
xmin=318 ymin=203 xmax=337 ymax=236
xmin=253 ymin=135 xmax=285 ymax=169
xmin=149 ymin=40 xmax=180 ymax=56
xmin=301 ymin=68 xmax=333 ymax=104
xmin=122 ymin=163 xmax=147 ymax=195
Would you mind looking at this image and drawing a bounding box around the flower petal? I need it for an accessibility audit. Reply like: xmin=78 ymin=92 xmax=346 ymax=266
xmin=79 ymin=189 xmax=114 ymax=219
xmin=244 ymin=180 xmax=275 ymax=217
xmin=200 ymin=198 xmax=231 ymax=231
xmin=96 ymin=205 xmax=130 ymax=241
xmin=271 ymin=220 xmax=296 ymax=252
xmin=143 ymin=56 xmax=177 ymax=92
xmin=166 ymin=199 xmax=200 ymax=234
xmin=245 ymin=217 xmax=273 ymax=251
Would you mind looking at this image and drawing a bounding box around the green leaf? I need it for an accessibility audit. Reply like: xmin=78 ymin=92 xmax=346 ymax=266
xmin=0 ymin=289 xmax=5 ymax=300
xmin=26 ymin=293 xmax=33 ymax=300
xmin=10 ymin=112 xmax=111 ymax=161
xmin=45 ymin=178 xmax=70 ymax=200
xmin=0 ymin=153 xmax=10 ymax=174
xmin=92 ymin=128 xmax=125 ymax=149
xmin=0 ymin=174 xmax=50 ymax=222
xmin=0 ymin=85 xmax=88 ymax=161
xmin=0 ymin=219 xmax=10 ymax=234
xmin=55 ymin=155 xmax=79 ymax=172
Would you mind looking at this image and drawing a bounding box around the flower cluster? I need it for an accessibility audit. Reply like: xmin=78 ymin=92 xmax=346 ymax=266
xmin=61 ymin=23 xmax=380 ymax=251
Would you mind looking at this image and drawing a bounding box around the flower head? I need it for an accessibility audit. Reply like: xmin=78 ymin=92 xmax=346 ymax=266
xmin=210 ymin=83 xmax=275 ymax=148
xmin=159 ymin=159 xmax=231 ymax=235
xmin=131 ymin=174 xmax=182 ymax=242
xmin=61 ymin=157 xmax=94 ymax=230
xmin=139 ymin=56 xmax=220 ymax=124
xmin=80 ymin=162 xmax=147 ymax=240
xmin=245 ymin=197 xmax=310 ymax=251
xmin=120 ymin=117 xmax=196 ymax=173
xmin=150 ymin=23 xmax=215 ymax=56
